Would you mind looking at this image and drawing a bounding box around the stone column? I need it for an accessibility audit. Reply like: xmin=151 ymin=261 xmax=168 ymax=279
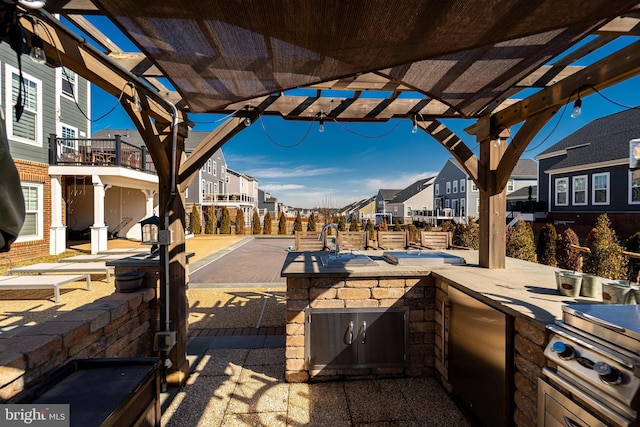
xmin=49 ymin=175 xmax=67 ymax=255
xmin=143 ymin=189 xmax=156 ymax=217
xmin=90 ymin=176 xmax=109 ymax=254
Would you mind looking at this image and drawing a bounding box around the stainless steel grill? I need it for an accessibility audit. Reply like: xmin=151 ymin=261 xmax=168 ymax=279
xmin=541 ymin=304 xmax=640 ymax=427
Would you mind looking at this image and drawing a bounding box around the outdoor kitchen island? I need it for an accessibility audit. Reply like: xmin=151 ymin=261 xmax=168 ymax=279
xmin=281 ymin=249 xmax=597 ymax=427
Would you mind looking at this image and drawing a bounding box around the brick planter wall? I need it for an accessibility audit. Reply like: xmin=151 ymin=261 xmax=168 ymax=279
xmin=285 ymin=274 xmax=435 ymax=383
xmin=0 ymin=288 xmax=158 ymax=402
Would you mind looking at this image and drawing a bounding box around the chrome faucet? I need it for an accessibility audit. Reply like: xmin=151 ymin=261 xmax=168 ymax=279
xmin=319 ymin=223 xmax=340 ymax=256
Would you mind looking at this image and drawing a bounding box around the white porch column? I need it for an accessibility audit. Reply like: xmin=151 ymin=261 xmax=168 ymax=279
xmin=49 ymin=175 xmax=67 ymax=255
xmin=143 ymin=189 xmax=156 ymax=217
xmin=90 ymin=176 xmax=109 ymax=254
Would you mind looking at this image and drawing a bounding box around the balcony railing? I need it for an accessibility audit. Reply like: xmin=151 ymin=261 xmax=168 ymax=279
xmin=49 ymin=134 xmax=157 ymax=174
xmin=202 ymin=193 xmax=256 ymax=204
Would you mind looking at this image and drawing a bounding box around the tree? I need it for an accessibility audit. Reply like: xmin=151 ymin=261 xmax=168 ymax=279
xmin=251 ymin=209 xmax=262 ymax=235
xmin=293 ymin=211 xmax=303 ymax=233
xmin=263 ymin=211 xmax=272 ymax=235
xmin=307 ymin=212 xmax=317 ymax=232
xmin=191 ymin=205 xmax=201 ymax=235
xmin=220 ymin=207 xmax=231 ymax=234
xmin=536 ymin=223 xmax=557 ymax=267
xmin=337 ymin=216 xmax=346 ymax=231
xmin=204 ymin=208 xmax=216 ymax=234
xmin=556 ymin=228 xmax=582 ymax=272
xmin=506 ymin=220 xmax=536 ymax=262
xmin=393 ymin=220 xmax=402 ymax=231
xmin=278 ymin=212 xmax=287 ymax=235
xmin=583 ymin=214 xmax=628 ymax=280
xmin=365 ymin=219 xmax=375 ymax=241
xmin=235 ymin=209 xmax=245 ymax=234
xmin=349 ymin=217 xmax=360 ymax=231
xmin=378 ymin=218 xmax=388 ymax=231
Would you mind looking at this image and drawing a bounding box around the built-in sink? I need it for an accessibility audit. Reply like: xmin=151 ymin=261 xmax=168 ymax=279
xmin=383 ymin=250 xmax=465 ymax=266
xmin=320 ymin=253 xmax=376 ymax=268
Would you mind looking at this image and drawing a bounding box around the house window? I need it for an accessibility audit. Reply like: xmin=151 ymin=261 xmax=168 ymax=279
xmin=446 ymin=182 xmax=451 ymax=194
xmin=444 ymin=199 xmax=450 ymax=208
xmin=59 ymin=125 xmax=77 ymax=156
xmin=460 ymin=179 xmax=465 ymax=193
xmin=435 ymin=184 xmax=440 ymax=196
xmin=61 ymin=67 xmax=76 ymax=98
xmin=221 ymin=165 xmax=225 ymax=177
xmin=201 ymin=163 xmax=206 ymax=172
xmin=452 ymin=199 xmax=459 ymax=215
xmin=593 ymin=173 xmax=609 ymax=205
xmin=572 ymin=175 xmax=587 ymax=205
xmin=214 ymin=182 xmax=218 ymax=194
xmin=406 ymin=206 xmax=412 ymax=216
xmin=17 ymin=183 xmax=43 ymax=242
xmin=630 ymin=172 xmax=640 ymax=204
xmin=6 ymin=65 xmax=42 ymax=147
xmin=507 ymin=179 xmax=514 ymax=192
xmin=453 ymin=180 xmax=458 ymax=193
xmin=555 ymin=177 xmax=568 ymax=206
xmin=201 ymin=179 xmax=206 ymax=199
xmin=207 ymin=159 xmax=212 ymax=174
xmin=460 ymin=199 xmax=465 ymax=217
xmin=476 ymin=198 xmax=480 ymax=214
xmin=213 ymin=161 xmax=217 ymax=176
xmin=471 ymin=182 xmax=478 ymax=192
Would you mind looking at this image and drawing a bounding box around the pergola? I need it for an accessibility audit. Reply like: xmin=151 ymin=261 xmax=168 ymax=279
xmin=4 ymin=0 xmax=640 ymax=383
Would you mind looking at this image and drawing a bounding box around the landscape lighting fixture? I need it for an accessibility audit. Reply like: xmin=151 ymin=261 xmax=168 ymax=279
xmin=571 ymin=96 xmax=582 ymax=119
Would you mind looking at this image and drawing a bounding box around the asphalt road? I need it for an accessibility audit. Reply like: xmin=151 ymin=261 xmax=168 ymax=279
xmin=188 ymin=237 xmax=294 ymax=287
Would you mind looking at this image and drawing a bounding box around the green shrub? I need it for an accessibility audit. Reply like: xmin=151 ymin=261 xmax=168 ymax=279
xmin=536 ymin=223 xmax=557 ymax=267
xmin=349 ymin=217 xmax=360 ymax=231
xmin=204 ymin=208 xmax=216 ymax=234
xmin=278 ymin=212 xmax=287 ymax=235
xmin=506 ymin=220 xmax=537 ymax=262
xmin=441 ymin=220 xmax=455 ymax=233
xmin=393 ymin=220 xmax=402 ymax=231
xmin=453 ymin=221 xmax=479 ymax=249
xmin=307 ymin=213 xmax=317 ymax=232
xmin=408 ymin=223 xmax=419 ymax=244
xmin=365 ymin=219 xmax=375 ymax=240
xmin=583 ymin=214 xmax=628 ymax=280
xmin=293 ymin=211 xmax=303 ymax=233
xmin=251 ymin=210 xmax=262 ymax=235
xmin=263 ymin=211 xmax=272 ymax=235
xmin=556 ymin=228 xmax=581 ymax=271
xmin=235 ymin=209 xmax=245 ymax=234
xmin=191 ymin=205 xmax=201 ymax=235
xmin=626 ymin=232 xmax=640 ymax=281
xmin=338 ymin=216 xmax=346 ymax=231
xmin=220 ymin=207 xmax=231 ymax=234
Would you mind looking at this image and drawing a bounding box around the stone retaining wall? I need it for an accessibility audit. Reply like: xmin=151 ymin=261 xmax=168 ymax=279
xmin=0 ymin=288 xmax=158 ymax=402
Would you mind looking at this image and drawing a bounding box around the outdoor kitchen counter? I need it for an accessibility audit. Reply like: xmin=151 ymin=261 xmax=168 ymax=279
xmin=281 ymin=249 xmax=594 ymax=325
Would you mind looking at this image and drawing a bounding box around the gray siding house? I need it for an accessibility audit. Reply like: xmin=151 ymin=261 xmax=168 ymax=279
xmin=432 ymin=158 xmax=537 ymax=224
xmin=2 ymin=40 xmax=91 ymax=260
xmin=535 ymin=108 xmax=640 ymax=237
xmin=386 ymin=177 xmax=436 ymax=224
xmin=374 ymin=189 xmax=401 ymax=224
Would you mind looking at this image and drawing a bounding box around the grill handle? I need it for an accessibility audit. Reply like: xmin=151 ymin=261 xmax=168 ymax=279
xmin=573 ymin=310 xmax=626 ymax=333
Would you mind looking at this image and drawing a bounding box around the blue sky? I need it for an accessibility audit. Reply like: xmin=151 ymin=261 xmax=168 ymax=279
xmin=81 ymin=18 xmax=640 ymax=209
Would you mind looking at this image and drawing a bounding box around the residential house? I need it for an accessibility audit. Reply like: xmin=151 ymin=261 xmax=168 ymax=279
xmin=373 ymin=189 xmax=401 ymax=224
xmin=2 ymin=38 xmax=91 ymax=260
xmin=337 ymin=196 xmax=376 ymax=224
xmin=386 ymin=177 xmax=436 ymax=224
xmin=258 ymin=189 xmax=281 ymax=216
xmin=535 ymin=108 xmax=640 ymax=237
xmin=431 ymin=158 xmax=537 ymax=224
xmin=225 ymin=167 xmax=259 ymax=230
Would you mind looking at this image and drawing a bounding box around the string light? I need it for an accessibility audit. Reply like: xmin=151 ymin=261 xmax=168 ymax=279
xmin=412 ymin=116 xmax=418 ymax=134
xmin=29 ymin=21 xmax=46 ymax=64
xmin=318 ymin=111 xmax=325 ymax=133
xmin=243 ymin=105 xmax=252 ymax=126
xmin=570 ymin=96 xmax=582 ymax=119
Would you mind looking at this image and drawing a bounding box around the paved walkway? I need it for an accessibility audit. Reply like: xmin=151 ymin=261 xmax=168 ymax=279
xmin=161 ymin=238 xmax=473 ymax=426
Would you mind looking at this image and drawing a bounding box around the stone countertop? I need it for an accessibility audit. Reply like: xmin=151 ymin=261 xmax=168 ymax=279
xmin=281 ymin=249 xmax=601 ymax=325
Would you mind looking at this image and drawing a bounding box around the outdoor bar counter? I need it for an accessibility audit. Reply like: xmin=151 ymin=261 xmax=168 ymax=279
xmin=281 ymin=249 xmax=599 ymax=426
